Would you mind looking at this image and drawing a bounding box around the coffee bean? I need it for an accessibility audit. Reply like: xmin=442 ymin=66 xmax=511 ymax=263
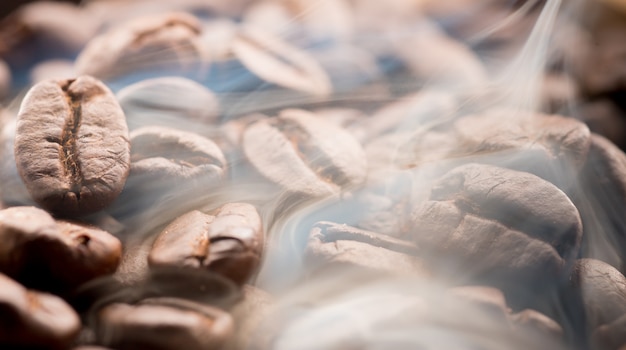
xmin=569 ymin=259 xmax=626 ymax=331
xmin=575 ymin=134 xmax=626 ymax=271
xmin=393 ymin=20 xmax=487 ymax=91
xmin=116 ymin=76 xmax=220 ymax=131
xmin=451 ymin=112 xmax=591 ymax=191
xmin=14 ymin=76 xmax=130 ymax=217
xmin=409 ymin=163 xmax=582 ymax=306
xmin=127 ymin=125 xmax=226 ymax=190
xmin=149 ymin=203 xmax=263 ymax=286
xmin=29 ymin=59 xmax=76 ymax=84
xmin=511 ymin=309 xmax=564 ymax=341
xmin=242 ymin=109 xmax=366 ymax=199
xmin=305 ymin=221 xmax=427 ymax=276
xmin=75 ymin=12 xmax=209 ymax=82
xmin=95 ymin=297 xmax=234 ymax=350
xmin=593 ymin=313 xmax=626 ymax=350
xmin=228 ymin=26 xmax=332 ymax=96
xmin=0 ymin=206 xmax=122 ymax=294
xmin=0 ymin=272 xmax=80 ymax=349
xmin=0 ymin=1 xmax=99 ymax=64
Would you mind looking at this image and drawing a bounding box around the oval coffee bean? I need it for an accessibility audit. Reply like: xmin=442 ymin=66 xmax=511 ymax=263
xmin=410 ymin=164 xmax=582 ymax=307
xmin=149 ymin=203 xmax=263 ymax=286
xmin=75 ymin=12 xmax=209 ymax=82
xmin=242 ymin=109 xmax=367 ymax=198
xmin=95 ymin=297 xmax=234 ymax=350
xmin=0 ymin=206 xmax=122 ymax=294
xmin=0 ymin=272 xmax=80 ymax=349
xmin=14 ymin=76 xmax=130 ymax=217
xmin=305 ymin=221 xmax=427 ymax=276
xmin=451 ymin=112 xmax=591 ymax=191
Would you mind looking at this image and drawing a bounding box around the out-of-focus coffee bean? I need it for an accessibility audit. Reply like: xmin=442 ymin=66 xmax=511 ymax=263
xmin=0 ymin=1 xmax=100 ymax=64
xmin=593 ymin=313 xmax=626 ymax=350
xmin=305 ymin=221 xmax=428 ymax=276
xmin=14 ymin=76 xmax=130 ymax=217
xmin=447 ymin=285 xmax=510 ymax=321
xmin=116 ymin=76 xmax=220 ymax=131
xmin=75 ymin=12 xmax=209 ymax=83
xmin=228 ymin=26 xmax=332 ymax=96
xmin=128 ymin=125 xmax=226 ymax=187
xmin=242 ymin=109 xmax=367 ymax=199
xmin=451 ymin=112 xmax=591 ymax=191
xmin=392 ymin=20 xmax=487 ymax=91
xmin=0 ymin=111 xmax=36 ymax=207
xmin=510 ymin=309 xmax=564 ymax=341
xmin=574 ymin=134 xmax=626 ymax=271
xmin=568 ymin=258 xmax=626 ymax=349
xmin=95 ymin=297 xmax=234 ymax=350
xmin=243 ymin=0 xmax=354 ymax=44
xmin=0 ymin=206 xmax=122 ymax=294
xmin=409 ymin=163 xmax=582 ymax=307
xmin=0 ymin=272 xmax=80 ymax=349
xmin=149 ymin=203 xmax=263 ymax=286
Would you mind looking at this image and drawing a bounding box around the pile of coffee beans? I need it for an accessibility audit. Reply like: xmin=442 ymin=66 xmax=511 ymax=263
xmin=2 ymin=0 xmax=626 ymax=349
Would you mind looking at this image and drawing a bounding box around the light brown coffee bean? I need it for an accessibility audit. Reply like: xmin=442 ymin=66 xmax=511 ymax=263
xmin=242 ymin=109 xmax=367 ymax=198
xmin=14 ymin=76 xmax=130 ymax=217
xmin=149 ymin=203 xmax=263 ymax=286
xmin=75 ymin=12 xmax=209 ymax=81
xmin=409 ymin=163 xmax=582 ymax=307
xmin=0 ymin=272 xmax=80 ymax=349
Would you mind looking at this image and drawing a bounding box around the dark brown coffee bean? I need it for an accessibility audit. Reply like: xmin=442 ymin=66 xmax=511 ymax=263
xmin=242 ymin=109 xmax=366 ymax=198
xmin=0 ymin=272 xmax=80 ymax=349
xmin=149 ymin=203 xmax=263 ymax=286
xmin=409 ymin=164 xmax=582 ymax=306
xmin=14 ymin=76 xmax=130 ymax=217
xmin=116 ymin=77 xmax=220 ymax=131
xmin=0 ymin=206 xmax=122 ymax=294
xmin=75 ymin=12 xmax=209 ymax=81
xmin=305 ymin=221 xmax=428 ymax=276
xmin=95 ymin=297 xmax=234 ymax=350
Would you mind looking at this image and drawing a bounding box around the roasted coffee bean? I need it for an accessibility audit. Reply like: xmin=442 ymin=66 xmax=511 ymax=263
xmin=305 ymin=221 xmax=428 ymax=276
xmin=450 ymin=112 xmax=591 ymax=191
xmin=409 ymin=163 xmax=582 ymax=307
xmin=575 ymin=134 xmax=626 ymax=271
xmin=95 ymin=297 xmax=234 ymax=350
xmin=594 ymin=313 xmax=626 ymax=350
xmin=75 ymin=12 xmax=209 ymax=82
xmin=511 ymin=309 xmax=564 ymax=341
xmin=0 ymin=206 xmax=122 ymax=294
xmin=149 ymin=203 xmax=263 ymax=286
xmin=0 ymin=1 xmax=100 ymax=64
xmin=116 ymin=76 xmax=220 ymax=131
xmin=14 ymin=76 xmax=130 ymax=217
xmin=0 ymin=272 xmax=80 ymax=349
xmin=569 ymin=259 xmax=626 ymax=332
xmin=392 ymin=20 xmax=487 ymax=91
xmin=242 ymin=109 xmax=367 ymax=199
